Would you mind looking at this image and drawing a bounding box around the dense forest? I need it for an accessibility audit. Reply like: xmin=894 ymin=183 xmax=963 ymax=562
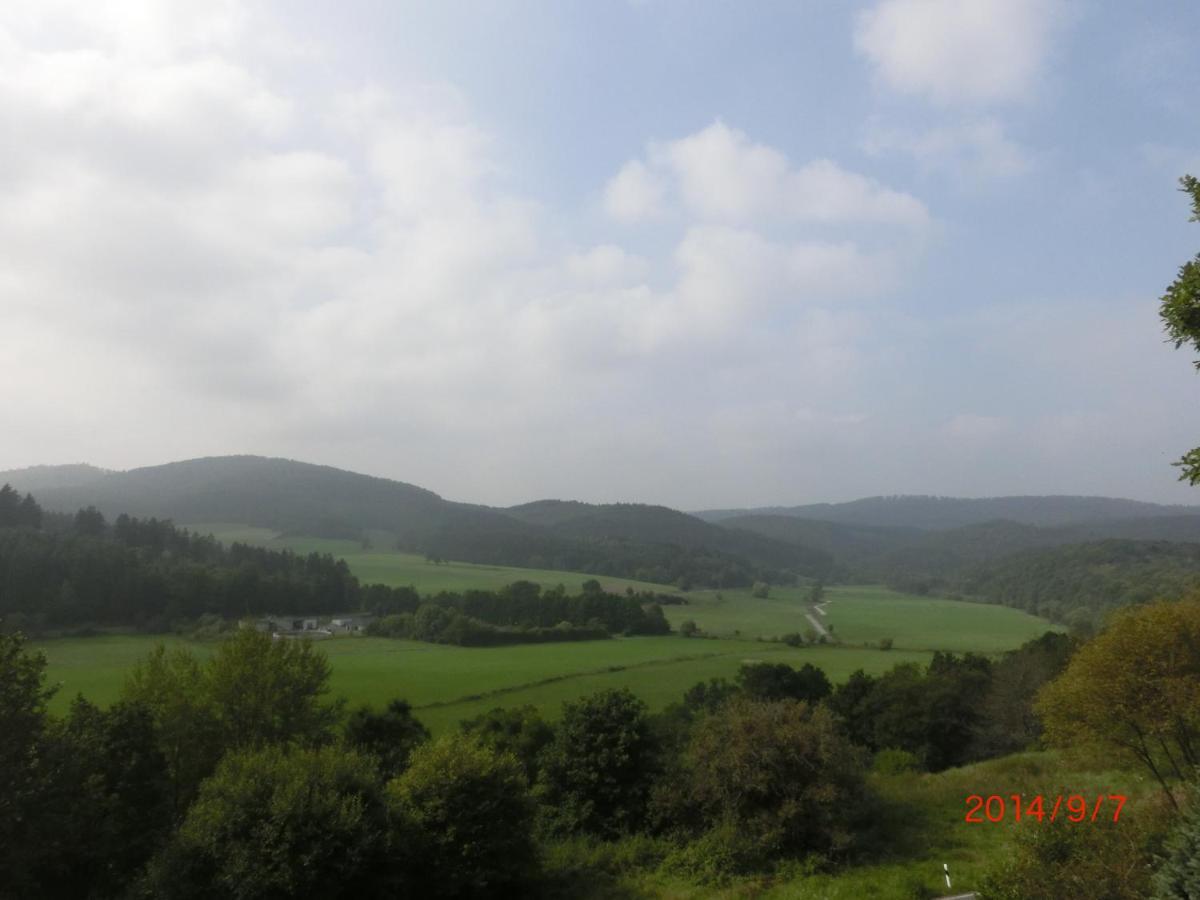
xmin=0 ymin=487 xmax=672 ymax=644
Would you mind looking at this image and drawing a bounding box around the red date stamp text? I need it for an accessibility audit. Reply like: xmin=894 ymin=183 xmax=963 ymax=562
xmin=964 ymin=794 xmax=1126 ymax=824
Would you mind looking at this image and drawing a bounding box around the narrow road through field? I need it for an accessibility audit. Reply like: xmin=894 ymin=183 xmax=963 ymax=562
xmin=805 ymin=609 xmax=829 ymax=638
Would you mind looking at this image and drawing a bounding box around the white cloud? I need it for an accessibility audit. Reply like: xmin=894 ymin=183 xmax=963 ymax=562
xmin=607 ymin=121 xmax=929 ymax=229
xmin=864 ymin=117 xmax=1034 ymax=180
xmin=602 ymin=159 xmax=667 ymax=222
xmin=854 ymin=0 xmax=1067 ymax=105
xmin=0 ymin=2 xmax=987 ymax=508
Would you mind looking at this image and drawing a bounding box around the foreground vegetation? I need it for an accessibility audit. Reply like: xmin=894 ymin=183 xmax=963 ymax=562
xmin=5 ymin=596 xmax=1199 ymax=899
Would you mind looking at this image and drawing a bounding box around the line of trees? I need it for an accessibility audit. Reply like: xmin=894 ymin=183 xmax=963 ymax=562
xmin=365 ymin=579 xmax=671 ymax=645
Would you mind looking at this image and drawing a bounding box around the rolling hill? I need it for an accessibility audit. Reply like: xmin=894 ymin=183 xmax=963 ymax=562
xmin=0 ymin=457 xmax=831 ymax=587
xmin=697 ymin=494 xmax=1200 ymax=530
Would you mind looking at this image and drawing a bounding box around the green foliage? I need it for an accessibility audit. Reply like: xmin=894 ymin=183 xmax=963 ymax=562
xmin=1154 ymin=793 xmax=1200 ymax=899
xmin=751 ymin=581 xmax=770 ymax=598
xmin=977 ymin=807 xmax=1170 ymax=900
xmin=20 ymin=698 xmax=171 ymax=899
xmin=960 ymin=540 xmax=1200 ymax=629
xmin=459 ymin=705 xmax=554 ymax=781
xmin=668 ymin=698 xmax=870 ymax=862
xmin=123 ymin=629 xmax=342 ymax=811
xmin=206 ymin=628 xmax=342 ymax=749
xmin=1160 ymin=175 xmax=1200 ymax=483
xmin=827 ymin=653 xmax=992 ymax=771
xmin=147 ymin=745 xmax=393 ymax=900
xmin=1037 ymin=599 xmax=1200 ymax=810
xmin=0 ymin=511 xmax=359 ymax=626
xmin=344 ymin=698 xmax=429 ymax=779
xmin=388 ymin=735 xmax=537 ymax=897
xmin=0 ymin=484 xmax=42 ymax=529
xmin=872 ymin=748 xmax=920 ymax=775
xmin=365 ymin=581 xmax=671 ymax=645
xmin=538 ymin=688 xmax=659 ymax=837
xmin=737 ymin=661 xmax=832 ymax=703
xmin=970 ymin=631 xmax=1076 ymax=759
xmin=0 ymin=631 xmax=55 ymax=895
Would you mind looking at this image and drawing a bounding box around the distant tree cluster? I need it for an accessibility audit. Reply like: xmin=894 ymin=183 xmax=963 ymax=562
xmin=420 ymin=527 xmax=803 ymax=590
xmin=0 ymin=508 xmax=357 ymax=633
xmin=0 ymin=483 xmax=42 ymax=529
xmin=365 ymin=580 xmax=671 ymax=645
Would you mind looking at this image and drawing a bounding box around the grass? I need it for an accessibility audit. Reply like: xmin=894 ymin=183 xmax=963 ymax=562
xmin=36 ymin=633 xmax=932 ymax=733
xmin=665 ymin=584 xmax=1059 ymax=652
xmin=189 ymin=521 xmax=1059 ymax=654
xmin=554 ymin=751 xmax=1158 ymax=899
xmin=185 ymin=523 xmax=675 ymax=595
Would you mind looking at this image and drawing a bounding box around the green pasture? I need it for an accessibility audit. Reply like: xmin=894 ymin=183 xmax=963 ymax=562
xmin=185 ymin=523 xmax=674 ymax=596
xmin=665 ymin=584 xmax=1058 ymax=652
xmin=35 ymin=633 xmax=930 ymax=734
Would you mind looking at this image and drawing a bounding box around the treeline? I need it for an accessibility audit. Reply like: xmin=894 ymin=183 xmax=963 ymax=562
xmin=0 ymin=486 xmax=673 ymax=645
xmin=0 ymin=504 xmax=358 ymax=633
xmin=365 ymin=580 xmax=671 ymax=646
xmin=954 ymin=540 xmax=1200 ymax=633
xmin=0 ymin=621 xmax=1121 ymax=898
xmin=419 ymin=526 xmax=803 ymax=589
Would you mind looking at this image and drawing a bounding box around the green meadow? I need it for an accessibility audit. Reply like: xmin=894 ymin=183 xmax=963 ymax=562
xmin=36 ymin=633 xmax=931 ymax=734
xmin=664 ymin=583 xmax=1059 ymax=651
xmin=40 ymin=526 xmax=1060 ymax=737
xmin=186 ymin=523 xmax=672 ymax=595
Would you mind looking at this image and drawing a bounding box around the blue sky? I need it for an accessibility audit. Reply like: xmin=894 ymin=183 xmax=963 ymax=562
xmin=2 ymin=0 xmax=1199 ymax=507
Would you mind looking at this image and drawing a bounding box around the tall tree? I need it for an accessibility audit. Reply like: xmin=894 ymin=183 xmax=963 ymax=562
xmin=1160 ymin=174 xmax=1200 ymax=483
xmin=1036 ymin=598 xmax=1200 ymax=811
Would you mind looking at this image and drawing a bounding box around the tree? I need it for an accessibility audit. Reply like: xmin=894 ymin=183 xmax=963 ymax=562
xmin=146 ymin=746 xmax=393 ymax=899
xmin=1160 ymin=174 xmax=1200 ymax=483
xmin=1036 ymin=598 xmax=1200 ymax=811
xmin=388 ymin=735 xmax=536 ymax=897
xmin=737 ymin=661 xmax=832 ymax=704
xmin=205 ymin=627 xmax=343 ymax=751
xmin=123 ymin=630 xmax=343 ymax=812
xmin=344 ymin=699 xmax=429 ymax=779
xmin=459 ymin=705 xmax=554 ymax=782
xmin=73 ymin=505 xmax=106 ymax=537
xmin=123 ymin=644 xmax=221 ymax=813
xmin=0 ymin=631 xmax=55 ymax=894
xmin=22 ymin=699 xmax=171 ymax=899
xmin=537 ymin=688 xmax=658 ymax=837
xmin=672 ymin=698 xmax=870 ymax=860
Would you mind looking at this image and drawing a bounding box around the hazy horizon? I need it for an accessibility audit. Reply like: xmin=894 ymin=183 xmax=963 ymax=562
xmin=5 ymin=453 xmax=1200 ymax=513
xmin=3 ymin=1 xmax=1200 ymax=508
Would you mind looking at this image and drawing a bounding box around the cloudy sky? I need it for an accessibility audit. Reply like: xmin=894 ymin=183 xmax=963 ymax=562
xmin=3 ymin=1 xmax=1200 ymax=508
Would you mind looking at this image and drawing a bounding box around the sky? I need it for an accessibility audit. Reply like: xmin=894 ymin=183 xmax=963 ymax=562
xmin=2 ymin=0 xmax=1200 ymax=508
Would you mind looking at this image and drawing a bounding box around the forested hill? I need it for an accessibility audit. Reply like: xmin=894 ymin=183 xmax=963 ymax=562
xmin=698 ymin=494 xmax=1200 ymax=530
xmin=0 ymin=457 xmax=832 ymax=588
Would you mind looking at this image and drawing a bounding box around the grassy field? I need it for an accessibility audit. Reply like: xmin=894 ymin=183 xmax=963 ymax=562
xmin=45 ymin=525 xmax=1059 ymax=739
xmin=36 ymin=633 xmax=932 ymax=733
xmin=664 ymin=583 xmax=1059 ymax=652
xmin=186 ymin=523 xmax=674 ymax=595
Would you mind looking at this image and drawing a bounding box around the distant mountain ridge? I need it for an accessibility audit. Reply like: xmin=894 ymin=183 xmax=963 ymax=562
xmin=696 ymin=494 xmax=1200 ymax=530
xmin=0 ymin=456 xmax=830 ymax=587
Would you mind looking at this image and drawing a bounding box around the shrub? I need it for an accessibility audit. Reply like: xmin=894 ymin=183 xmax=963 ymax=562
xmin=668 ymin=698 xmax=871 ymax=861
xmin=388 ymin=735 xmax=537 ymax=897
